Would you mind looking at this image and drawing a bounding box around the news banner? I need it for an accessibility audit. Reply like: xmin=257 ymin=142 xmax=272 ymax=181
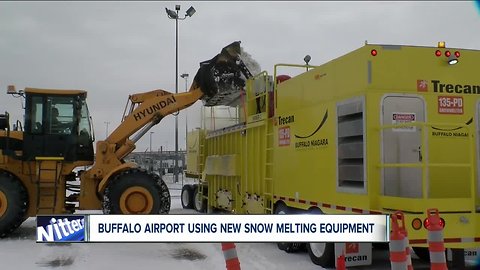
xmin=36 ymin=214 xmax=389 ymax=243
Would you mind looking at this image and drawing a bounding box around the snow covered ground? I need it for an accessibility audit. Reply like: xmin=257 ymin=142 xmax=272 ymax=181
xmin=0 ymin=174 xmax=477 ymax=269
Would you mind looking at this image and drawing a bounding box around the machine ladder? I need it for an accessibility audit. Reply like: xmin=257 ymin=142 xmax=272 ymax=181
xmin=263 ymin=118 xmax=274 ymax=214
xmin=34 ymin=157 xmax=63 ymax=214
xmin=197 ymin=139 xmax=207 ymax=210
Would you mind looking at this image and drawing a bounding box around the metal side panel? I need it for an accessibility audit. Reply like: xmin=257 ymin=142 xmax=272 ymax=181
xmin=204 ymin=154 xmax=238 ymax=176
xmin=338 ymin=119 xmax=363 ymax=138
xmin=338 ymin=164 xmax=364 ymax=182
xmin=337 ymin=101 xmax=363 ymax=117
xmin=338 ymin=142 xmax=364 ymax=159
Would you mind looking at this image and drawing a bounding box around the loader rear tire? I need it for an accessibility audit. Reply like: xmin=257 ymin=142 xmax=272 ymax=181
xmin=181 ymin=184 xmax=194 ymax=209
xmin=0 ymin=171 xmax=28 ymax=238
xmin=103 ymin=169 xmax=170 ymax=214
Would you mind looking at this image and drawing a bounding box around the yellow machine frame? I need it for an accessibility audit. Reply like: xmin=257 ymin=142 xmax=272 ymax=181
xmin=190 ymin=43 xmax=480 ymax=249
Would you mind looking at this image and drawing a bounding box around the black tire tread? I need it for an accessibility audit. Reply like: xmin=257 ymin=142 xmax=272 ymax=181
xmin=412 ymin=247 xmax=430 ymax=262
xmin=181 ymin=184 xmax=194 ymax=209
xmin=193 ymin=185 xmax=207 ymax=213
xmin=274 ymin=203 xmax=303 ymax=253
xmin=0 ymin=170 xmax=28 ymax=238
xmin=306 ymin=242 xmax=335 ymax=267
xmin=103 ymin=168 xmax=170 ymax=214
xmin=305 ymin=207 xmax=334 ymax=267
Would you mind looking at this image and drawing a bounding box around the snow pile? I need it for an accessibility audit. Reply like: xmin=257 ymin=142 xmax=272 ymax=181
xmin=239 ymin=46 xmax=261 ymax=76
xmin=202 ymin=47 xmax=261 ymax=107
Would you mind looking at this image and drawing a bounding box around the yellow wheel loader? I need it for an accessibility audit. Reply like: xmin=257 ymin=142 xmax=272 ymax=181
xmin=0 ymin=41 xmax=252 ymax=237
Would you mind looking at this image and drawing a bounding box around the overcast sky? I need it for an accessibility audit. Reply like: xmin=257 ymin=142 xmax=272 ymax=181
xmin=1 ymin=1 xmax=479 ymax=152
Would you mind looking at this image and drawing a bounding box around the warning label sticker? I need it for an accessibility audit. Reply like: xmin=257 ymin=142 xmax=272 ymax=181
xmin=278 ymin=126 xmax=290 ymax=146
xmin=438 ymin=96 xmax=463 ymax=114
xmin=392 ymin=112 xmax=416 ymax=132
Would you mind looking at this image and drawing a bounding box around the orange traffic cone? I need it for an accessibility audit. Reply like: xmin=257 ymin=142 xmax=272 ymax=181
xmin=336 ymin=251 xmax=347 ymax=270
xmin=390 ymin=212 xmax=407 ymax=270
xmin=221 ymin=242 xmax=241 ymax=270
xmin=393 ymin=211 xmax=414 ymax=270
xmin=403 ymin=229 xmax=414 ymax=270
xmin=425 ymin=208 xmax=448 ymax=270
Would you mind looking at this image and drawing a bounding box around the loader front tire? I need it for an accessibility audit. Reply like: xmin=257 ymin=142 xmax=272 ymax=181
xmin=103 ymin=169 xmax=170 ymax=214
xmin=0 ymin=171 xmax=28 ymax=238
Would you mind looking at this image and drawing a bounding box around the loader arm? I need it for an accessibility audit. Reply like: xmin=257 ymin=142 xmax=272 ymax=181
xmin=83 ymin=84 xmax=204 ymax=184
xmin=83 ymin=41 xmax=253 ymax=184
xmin=109 ymin=85 xmax=204 ymax=160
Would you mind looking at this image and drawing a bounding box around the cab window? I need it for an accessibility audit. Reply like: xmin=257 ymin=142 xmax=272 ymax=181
xmin=30 ymin=96 xmax=44 ymax=134
xmin=47 ymin=96 xmax=74 ymax=135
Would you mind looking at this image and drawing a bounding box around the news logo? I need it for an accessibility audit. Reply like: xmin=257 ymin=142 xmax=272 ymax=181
xmin=37 ymin=215 xmax=86 ymax=242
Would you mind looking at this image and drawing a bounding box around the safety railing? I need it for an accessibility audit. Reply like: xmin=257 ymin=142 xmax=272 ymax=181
xmin=273 ymin=63 xmax=318 ymax=85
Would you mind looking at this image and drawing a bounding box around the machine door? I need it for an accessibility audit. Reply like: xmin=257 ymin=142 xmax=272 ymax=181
xmin=382 ymin=96 xmax=425 ymax=198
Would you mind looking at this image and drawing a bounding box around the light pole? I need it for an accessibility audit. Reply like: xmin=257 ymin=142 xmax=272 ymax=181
xmin=180 ymin=73 xmax=189 ymax=142
xmin=180 ymin=73 xmax=188 ymax=184
xmin=165 ymin=4 xmax=196 ymax=183
xmin=149 ymin=131 xmax=154 ymax=172
xmin=104 ymin=121 xmax=110 ymax=139
xmin=149 ymin=131 xmax=154 ymax=153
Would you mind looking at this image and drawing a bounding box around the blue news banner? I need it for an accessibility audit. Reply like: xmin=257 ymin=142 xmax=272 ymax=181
xmin=37 ymin=215 xmax=87 ymax=242
xmin=37 ymin=214 xmax=390 ymax=243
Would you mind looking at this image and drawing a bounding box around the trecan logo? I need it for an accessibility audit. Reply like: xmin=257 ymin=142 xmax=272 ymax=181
xmin=346 ymin=243 xmax=360 ymax=254
xmin=36 ymin=215 xmax=86 ymax=242
xmin=417 ymin=80 xmax=428 ymax=92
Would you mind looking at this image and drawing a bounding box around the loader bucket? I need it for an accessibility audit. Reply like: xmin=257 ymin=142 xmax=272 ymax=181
xmin=193 ymin=41 xmax=255 ymax=107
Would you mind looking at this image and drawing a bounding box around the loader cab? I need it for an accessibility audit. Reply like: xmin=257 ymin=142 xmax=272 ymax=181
xmin=22 ymin=89 xmax=94 ymax=162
